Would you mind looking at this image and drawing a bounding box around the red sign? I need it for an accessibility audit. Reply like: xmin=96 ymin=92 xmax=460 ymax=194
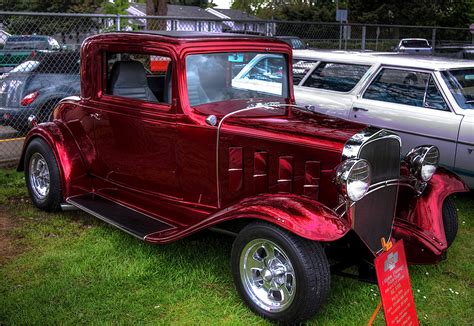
xmin=374 ymin=240 xmax=419 ymax=326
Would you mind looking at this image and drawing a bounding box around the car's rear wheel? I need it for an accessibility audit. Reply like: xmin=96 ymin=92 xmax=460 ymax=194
xmin=231 ymin=222 xmax=330 ymax=324
xmin=24 ymin=138 xmax=62 ymax=212
xmin=442 ymin=195 xmax=458 ymax=248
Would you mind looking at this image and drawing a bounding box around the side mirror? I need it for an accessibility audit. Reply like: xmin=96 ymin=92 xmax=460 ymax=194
xmin=205 ymin=115 xmax=217 ymax=126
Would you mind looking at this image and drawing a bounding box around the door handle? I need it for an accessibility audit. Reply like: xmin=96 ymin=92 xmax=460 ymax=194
xmin=353 ymin=107 xmax=369 ymax=112
xmin=90 ymin=113 xmax=102 ymax=120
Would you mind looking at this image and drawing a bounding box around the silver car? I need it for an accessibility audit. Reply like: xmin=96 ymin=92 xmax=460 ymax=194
xmin=293 ymin=50 xmax=474 ymax=188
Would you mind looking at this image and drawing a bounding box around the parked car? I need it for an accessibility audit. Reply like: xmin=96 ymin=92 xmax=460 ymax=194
xmin=435 ymin=44 xmax=474 ymax=60
xmin=19 ymin=32 xmax=467 ymax=323
xmin=0 ymin=51 xmax=80 ymax=133
xmin=0 ymin=35 xmax=61 ymax=74
xmin=276 ymin=36 xmax=307 ymax=49
xmin=394 ymin=38 xmax=433 ymax=55
xmin=293 ymin=50 xmax=474 ymax=189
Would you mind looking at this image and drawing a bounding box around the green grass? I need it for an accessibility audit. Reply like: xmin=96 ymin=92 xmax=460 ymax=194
xmin=0 ymin=169 xmax=473 ymax=325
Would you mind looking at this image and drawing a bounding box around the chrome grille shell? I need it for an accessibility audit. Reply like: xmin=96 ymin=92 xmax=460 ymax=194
xmin=343 ymin=128 xmax=401 ymax=253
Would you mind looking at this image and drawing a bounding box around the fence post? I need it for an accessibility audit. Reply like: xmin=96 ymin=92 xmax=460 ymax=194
xmin=375 ymin=26 xmax=380 ymax=51
xmin=361 ymin=25 xmax=366 ymax=51
xmin=116 ymin=14 xmax=120 ymax=32
xmin=339 ymin=23 xmax=343 ymax=50
xmin=431 ymin=28 xmax=436 ymax=54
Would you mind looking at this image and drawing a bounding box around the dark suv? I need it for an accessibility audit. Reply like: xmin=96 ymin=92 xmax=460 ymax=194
xmin=0 ymin=51 xmax=80 ymax=133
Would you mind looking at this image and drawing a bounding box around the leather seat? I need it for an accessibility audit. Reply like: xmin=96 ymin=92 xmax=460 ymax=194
xmin=109 ymin=61 xmax=158 ymax=102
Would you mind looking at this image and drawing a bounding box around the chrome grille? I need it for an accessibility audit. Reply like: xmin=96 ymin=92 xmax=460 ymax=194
xmin=351 ymin=134 xmax=401 ymax=253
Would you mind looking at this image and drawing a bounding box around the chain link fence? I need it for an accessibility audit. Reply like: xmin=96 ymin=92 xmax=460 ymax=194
xmin=0 ymin=11 xmax=472 ymax=166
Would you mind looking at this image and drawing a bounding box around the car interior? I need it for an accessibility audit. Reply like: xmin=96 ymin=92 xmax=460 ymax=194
xmin=106 ymin=55 xmax=172 ymax=104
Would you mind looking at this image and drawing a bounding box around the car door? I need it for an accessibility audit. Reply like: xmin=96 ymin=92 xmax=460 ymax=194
xmin=91 ymin=49 xmax=181 ymax=200
xmin=455 ymin=114 xmax=474 ymax=188
xmin=294 ymin=61 xmax=371 ymax=120
xmin=351 ymin=67 xmax=462 ymax=168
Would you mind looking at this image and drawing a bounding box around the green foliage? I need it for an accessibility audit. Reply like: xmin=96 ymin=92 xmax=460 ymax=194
xmin=0 ymin=169 xmax=473 ymax=324
xmin=231 ymin=0 xmax=473 ymax=27
xmin=101 ymin=0 xmax=130 ymax=15
xmin=349 ymin=0 xmax=473 ymax=27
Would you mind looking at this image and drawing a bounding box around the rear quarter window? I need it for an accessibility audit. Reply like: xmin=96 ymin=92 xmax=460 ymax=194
xmin=302 ymin=62 xmax=370 ymax=92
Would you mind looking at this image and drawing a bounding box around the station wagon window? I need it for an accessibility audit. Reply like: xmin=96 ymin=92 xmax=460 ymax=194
xmin=302 ymin=62 xmax=370 ymax=92
xmin=105 ymin=52 xmax=172 ymax=104
xmin=292 ymin=59 xmax=316 ymax=85
xmin=185 ymin=52 xmax=288 ymax=108
xmin=364 ymin=68 xmax=448 ymax=110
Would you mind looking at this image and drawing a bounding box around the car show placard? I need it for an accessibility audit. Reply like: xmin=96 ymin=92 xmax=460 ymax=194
xmin=374 ymin=240 xmax=419 ymax=326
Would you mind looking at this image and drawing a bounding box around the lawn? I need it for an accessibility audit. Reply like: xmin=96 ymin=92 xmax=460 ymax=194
xmin=0 ymin=169 xmax=472 ymax=325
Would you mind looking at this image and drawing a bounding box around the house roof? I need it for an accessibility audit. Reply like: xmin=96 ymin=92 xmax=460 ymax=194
xmin=127 ymin=3 xmax=261 ymax=21
xmin=209 ymin=8 xmax=261 ymax=21
xmin=128 ymin=3 xmax=217 ymax=19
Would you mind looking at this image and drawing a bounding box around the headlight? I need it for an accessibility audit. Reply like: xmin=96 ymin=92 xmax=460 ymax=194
xmin=335 ymin=159 xmax=371 ymax=202
xmin=405 ymin=145 xmax=439 ymax=182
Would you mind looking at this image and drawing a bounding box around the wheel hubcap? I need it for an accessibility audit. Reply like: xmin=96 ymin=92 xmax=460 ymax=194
xmin=240 ymin=239 xmax=296 ymax=312
xmin=29 ymin=153 xmax=50 ymax=200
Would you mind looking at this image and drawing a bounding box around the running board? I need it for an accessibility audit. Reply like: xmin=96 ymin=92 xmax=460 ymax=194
xmin=67 ymin=194 xmax=175 ymax=239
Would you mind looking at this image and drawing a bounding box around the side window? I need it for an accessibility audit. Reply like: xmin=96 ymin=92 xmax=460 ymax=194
xmin=292 ymin=59 xmax=316 ymax=85
xmin=424 ymin=77 xmax=448 ymax=111
xmin=363 ymin=68 xmax=430 ymax=107
xmin=302 ymin=62 xmax=370 ymax=92
xmin=105 ymin=52 xmax=172 ymax=104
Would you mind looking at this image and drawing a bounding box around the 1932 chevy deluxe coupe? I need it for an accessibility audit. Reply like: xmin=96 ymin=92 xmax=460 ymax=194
xmin=19 ymin=32 xmax=468 ymax=323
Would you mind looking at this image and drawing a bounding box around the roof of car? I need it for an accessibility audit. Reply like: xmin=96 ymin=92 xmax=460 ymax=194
xmin=88 ymin=31 xmax=286 ymax=46
xmin=293 ymin=49 xmax=474 ymax=70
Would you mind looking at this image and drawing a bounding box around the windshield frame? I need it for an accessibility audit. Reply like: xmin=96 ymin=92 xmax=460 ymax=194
xmin=183 ymin=50 xmax=292 ymax=117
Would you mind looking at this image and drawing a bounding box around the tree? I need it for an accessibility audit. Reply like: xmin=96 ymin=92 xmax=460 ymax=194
xmin=348 ymin=0 xmax=472 ymax=27
xmin=101 ymin=0 xmax=130 ymax=15
xmin=146 ymin=0 xmax=168 ymax=30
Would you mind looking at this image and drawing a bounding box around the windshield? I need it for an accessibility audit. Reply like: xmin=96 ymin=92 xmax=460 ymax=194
xmin=441 ymin=69 xmax=474 ymax=110
xmin=401 ymin=40 xmax=430 ymax=48
xmin=185 ymin=52 xmax=289 ymax=113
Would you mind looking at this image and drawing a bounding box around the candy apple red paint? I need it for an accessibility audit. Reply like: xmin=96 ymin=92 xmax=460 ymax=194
xmin=17 ymin=32 xmax=468 ymax=323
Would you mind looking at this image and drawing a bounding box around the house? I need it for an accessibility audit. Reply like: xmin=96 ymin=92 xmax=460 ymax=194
xmin=126 ymin=3 xmax=271 ymax=35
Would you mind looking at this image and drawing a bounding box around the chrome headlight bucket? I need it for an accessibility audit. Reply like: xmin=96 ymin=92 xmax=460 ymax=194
xmin=335 ymin=159 xmax=371 ymax=202
xmin=405 ymin=146 xmax=439 ymax=182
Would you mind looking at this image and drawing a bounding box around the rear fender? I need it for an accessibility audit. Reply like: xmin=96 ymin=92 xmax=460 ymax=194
xmin=148 ymin=194 xmax=350 ymax=243
xmin=17 ymin=121 xmax=92 ymax=199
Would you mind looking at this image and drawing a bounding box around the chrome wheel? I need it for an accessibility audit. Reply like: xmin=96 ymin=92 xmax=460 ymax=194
xmin=29 ymin=152 xmax=50 ymax=200
xmin=240 ymin=239 xmax=296 ymax=312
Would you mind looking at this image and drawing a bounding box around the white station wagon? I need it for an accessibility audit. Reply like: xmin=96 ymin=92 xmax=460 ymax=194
xmin=293 ymin=50 xmax=474 ymax=188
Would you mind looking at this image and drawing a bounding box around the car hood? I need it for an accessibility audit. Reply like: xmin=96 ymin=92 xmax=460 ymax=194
xmin=221 ymin=105 xmax=368 ymax=152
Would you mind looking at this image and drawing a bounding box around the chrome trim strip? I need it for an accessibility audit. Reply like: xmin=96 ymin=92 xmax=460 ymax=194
xmin=60 ymin=203 xmax=77 ymax=211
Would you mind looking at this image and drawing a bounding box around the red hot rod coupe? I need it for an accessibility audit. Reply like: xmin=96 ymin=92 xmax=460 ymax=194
xmin=19 ymin=32 xmax=468 ymax=323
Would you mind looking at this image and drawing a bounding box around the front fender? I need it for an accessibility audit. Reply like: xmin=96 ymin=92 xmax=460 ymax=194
xmin=411 ymin=167 xmax=468 ymax=243
xmin=147 ymin=194 xmax=350 ymax=243
xmin=17 ymin=121 xmax=92 ymax=199
xmin=393 ymin=167 xmax=468 ymax=263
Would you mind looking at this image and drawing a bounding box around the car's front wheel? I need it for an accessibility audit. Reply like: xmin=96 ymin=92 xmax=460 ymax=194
xmin=442 ymin=195 xmax=458 ymax=248
xmin=24 ymin=138 xmax=62 ymax=212
xmin=231 ymin=222 xmax=330 ymax=324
